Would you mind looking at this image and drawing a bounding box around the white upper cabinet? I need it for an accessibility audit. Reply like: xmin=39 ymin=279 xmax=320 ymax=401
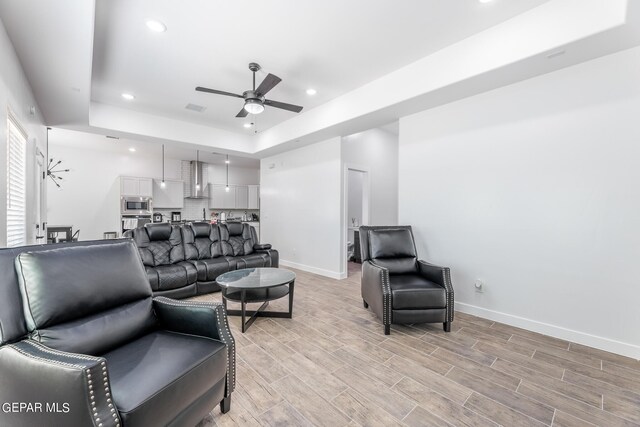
xmin=153 ymin=179 xmax=184 ymax=209
xmin=120 ymin=176 xmax=153 ymax=197
xmin=209 ymin=184 xmax=259 ymax=209
xmin=210 ymin=184 xmax=237 ymax=209
xmin=236 ymin=186 xmax=249 ymax=209
xmin=248 ymin=185 xmax=259 ymax=209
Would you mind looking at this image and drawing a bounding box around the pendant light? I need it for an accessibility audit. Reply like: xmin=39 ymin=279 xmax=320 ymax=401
xmin=225 ymin=155 xmax=230 ymax=192
xmin=160 ymin=144 xmax=166 ymax=188
xmin=195 ymin=150 xmax=201 ymax=191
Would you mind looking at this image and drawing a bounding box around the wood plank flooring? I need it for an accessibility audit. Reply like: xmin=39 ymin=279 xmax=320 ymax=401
xmin=193 ymin=263 xmax=640 ymax=427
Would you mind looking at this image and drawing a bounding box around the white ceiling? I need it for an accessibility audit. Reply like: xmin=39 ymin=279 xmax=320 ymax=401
xmin=90 ymin=0 xmax=550 ymax=134
xmin=2 ymin=0 xmax=639 ymax=159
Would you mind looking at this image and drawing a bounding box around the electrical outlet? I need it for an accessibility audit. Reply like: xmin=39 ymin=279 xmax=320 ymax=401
xmin=474 ymin=279 xmax=484 ymax=293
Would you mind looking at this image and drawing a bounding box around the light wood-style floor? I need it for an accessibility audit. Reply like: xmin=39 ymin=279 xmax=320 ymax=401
xmin=193 ymin=263 xmax=640 ymax=427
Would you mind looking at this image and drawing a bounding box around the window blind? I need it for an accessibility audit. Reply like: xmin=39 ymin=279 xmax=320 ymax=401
xmin=7 ymin=115 xmax=27 ymax=247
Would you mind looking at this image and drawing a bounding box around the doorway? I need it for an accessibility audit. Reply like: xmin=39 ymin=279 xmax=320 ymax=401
xmin=343 ymin=165 xmax=369 ymax=278
xmin=34 ymin=146 xmax=46 ymax=244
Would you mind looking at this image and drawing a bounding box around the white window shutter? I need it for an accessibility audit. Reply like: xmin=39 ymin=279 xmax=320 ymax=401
xmin=6 ymin=116 xmax=27 ymax=247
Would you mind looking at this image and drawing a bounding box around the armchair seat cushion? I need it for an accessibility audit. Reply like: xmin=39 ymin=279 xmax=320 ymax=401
xmin=103 ymin=330 xmax=227 ymax=426
xmin=390 ymin=274 xmax=446 ymax=310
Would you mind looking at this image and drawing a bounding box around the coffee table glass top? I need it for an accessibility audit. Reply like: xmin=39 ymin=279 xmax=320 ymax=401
xmin=216 ymin=268 xmax=295 ymax=289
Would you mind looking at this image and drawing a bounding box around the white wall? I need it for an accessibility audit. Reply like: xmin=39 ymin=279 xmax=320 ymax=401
xmin=342 ymin=128 xmax=399 ymax=225
xmin=0 ymin=17 xmax=47 ymax=246
xmin=399 ymin=46 xmax=640 ymax=358
xmin=208 ymin=164 xmax=260 ymax=185
xmin=46 ymin=137 xmax=181 ymax=241
xmin=261 ymin=137 xmax=343 ymax=278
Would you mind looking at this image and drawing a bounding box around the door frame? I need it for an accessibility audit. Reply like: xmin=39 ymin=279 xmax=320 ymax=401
xmin=341 ymin=163 xmax=370 ymax=278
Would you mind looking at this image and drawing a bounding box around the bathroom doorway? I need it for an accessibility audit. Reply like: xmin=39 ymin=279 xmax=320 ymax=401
xmin=343 ymin=165 xmax=369 ymax=278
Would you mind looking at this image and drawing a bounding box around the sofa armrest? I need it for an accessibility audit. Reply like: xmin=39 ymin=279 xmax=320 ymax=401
xmin=417 ymin=260 xmax=454 ymax=322
xmin=152 ymin=297 xmax=236 ymax=395
xmin=361 ymin=261 xmax=392 ymax=327
xmin=0 ymin=340 xmax=120 ymax=427
xmin=253 ymin=243 xmax=272 ymax=250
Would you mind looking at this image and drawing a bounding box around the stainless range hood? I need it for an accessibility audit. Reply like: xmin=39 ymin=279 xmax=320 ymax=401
xmin=186 ymin=161 xmax=208 ymax=199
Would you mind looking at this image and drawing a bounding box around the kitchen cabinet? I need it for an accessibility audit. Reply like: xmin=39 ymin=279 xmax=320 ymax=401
xmin=209 ymin=184 xmax=260 ymax=209
xmin=248 ymin=185 xmax=260 ymax=209
xmin=209 ymin=185 xmax=225 ymax=209
xmin=120 ymin=176 xmax=153 ymax=197
xmin=224 ymin=186 xmax=237 ymax=209
xmin=153 ymin=179 xmax=184 ymax=209
xmin=209 ymin=184 xmax=237 ymax=209
xmin=236 ymin=186 xmax=249 ymax=209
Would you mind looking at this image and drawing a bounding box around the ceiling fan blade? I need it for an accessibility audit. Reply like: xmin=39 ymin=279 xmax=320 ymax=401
xmin=196 ymin=86 xmax=244 ymax=98
xmin=264 ymin=99 xmax=303 ymax=113
xmin=255 ymin=73 xmax=282 ymax=96
xmin=235 ymin=107 xmax=249 ymax=118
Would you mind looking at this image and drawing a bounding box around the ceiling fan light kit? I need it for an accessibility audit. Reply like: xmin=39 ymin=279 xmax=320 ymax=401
xmin=196 ymin=62 xmax=304 ymax=118
xmin=244 ymin=98 xmax=264 ymax=114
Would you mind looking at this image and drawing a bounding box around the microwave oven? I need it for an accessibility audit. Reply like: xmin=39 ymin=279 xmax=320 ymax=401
xmin=121 ymin=196 xmax=152 ymax=215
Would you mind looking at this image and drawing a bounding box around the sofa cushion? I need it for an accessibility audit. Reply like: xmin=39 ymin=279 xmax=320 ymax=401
xmin=129 ymin=224 xmax=185 ymax=267
xmin=390 ymin=274 xmax=446 ymax=310
xmin=183 ymin=223 xmax=224 ymax=261
xmin=191 ymin=257 xmax=231 ymax=282
xmin=15 ymin=242 xmax=156 ymax=354
xmin=154 ymin=262 xmax=197 ymax=291
xmin=103 ymin=330 xmax=227 ymax=427
xmin=221 ymin=223 xmax=254 ymax=256
xmin=146 ymin=223 xmax=172 ymax=241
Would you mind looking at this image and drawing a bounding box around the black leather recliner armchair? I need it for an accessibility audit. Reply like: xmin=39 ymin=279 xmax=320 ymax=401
xmin=359 ymin=225 xmax=454 ymax=334
xmin=0 ymin=240 xmax=235 ymax=427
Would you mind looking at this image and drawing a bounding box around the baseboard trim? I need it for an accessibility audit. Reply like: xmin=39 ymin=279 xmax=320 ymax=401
xmin=456 ymin=302 xmax=640 ymax=360
xmin=279 ymin=260 xmax=346 ymax=280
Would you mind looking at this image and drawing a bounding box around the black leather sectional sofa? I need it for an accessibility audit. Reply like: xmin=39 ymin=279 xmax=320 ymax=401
xmin=125 ymin=222 xmax=278 ymax=298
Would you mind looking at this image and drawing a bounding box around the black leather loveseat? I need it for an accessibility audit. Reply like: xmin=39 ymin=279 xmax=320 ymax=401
xmin=0 ymin=239 xmax=235 ymax=427
xmin=125 ymin=222 xmax=278 ymax=298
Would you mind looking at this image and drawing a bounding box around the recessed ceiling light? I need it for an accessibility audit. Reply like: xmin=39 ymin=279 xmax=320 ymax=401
xmin=146 ymin=20 xmax=166 ymax=32
xmin=306 ymin=88 xmax=317 ymax=96
xmin=243 ymin=123 xmax=253 ymax=128
xmin=478 ymin=0 xmax=493 ymax=3
xmin=129 ymin=147 xmax=136 ymax=152
xmin=121 ymin=93 xmax=135 ymax=101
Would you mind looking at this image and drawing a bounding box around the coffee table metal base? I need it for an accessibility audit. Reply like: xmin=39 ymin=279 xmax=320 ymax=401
xmin=223 ymin=282 xmax=294 ymax=333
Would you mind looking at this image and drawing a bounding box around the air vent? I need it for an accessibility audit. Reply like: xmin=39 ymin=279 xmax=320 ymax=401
xmin=185 ymin=103 xmax=206 ymax=113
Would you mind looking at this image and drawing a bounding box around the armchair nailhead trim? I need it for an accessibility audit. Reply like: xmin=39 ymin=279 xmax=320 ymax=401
xmin=370 ymin=262 xmax=392 ymax=327
xmin=10 ymin=341 xmax=121 ymax=426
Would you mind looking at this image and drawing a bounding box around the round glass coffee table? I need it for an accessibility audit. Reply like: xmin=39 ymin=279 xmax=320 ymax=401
xmin=216 ymin=268 xmax=296 ymax=332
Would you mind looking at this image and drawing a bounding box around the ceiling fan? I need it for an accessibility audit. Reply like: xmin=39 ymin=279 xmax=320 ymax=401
xmin=195 ymin=62 xmax=303 ymax=118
